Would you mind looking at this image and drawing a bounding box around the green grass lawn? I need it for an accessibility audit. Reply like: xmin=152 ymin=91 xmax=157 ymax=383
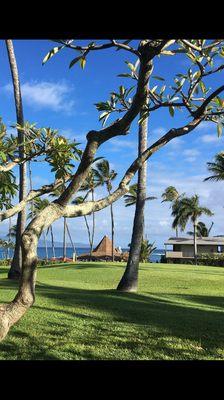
xmin=0 ymin=261 xmax=224 ymax=360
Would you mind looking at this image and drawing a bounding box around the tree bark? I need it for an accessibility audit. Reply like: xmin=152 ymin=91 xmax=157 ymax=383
xmin=6 ymin=40 xmax=27 ymax=280
xmin=117 ymin=112 xmax=148 ymax=292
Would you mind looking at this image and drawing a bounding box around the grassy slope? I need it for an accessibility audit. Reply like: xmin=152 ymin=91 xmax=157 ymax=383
xmin=0 ymin=262 xmax=223 ymax=360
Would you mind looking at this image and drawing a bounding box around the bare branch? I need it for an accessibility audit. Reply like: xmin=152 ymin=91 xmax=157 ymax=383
xmin=0 ymin=177 xmax=69 ymax=222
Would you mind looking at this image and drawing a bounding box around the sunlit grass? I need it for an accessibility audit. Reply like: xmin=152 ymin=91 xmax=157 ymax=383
xmin=0 ymin=262 xmax=223 ymax=360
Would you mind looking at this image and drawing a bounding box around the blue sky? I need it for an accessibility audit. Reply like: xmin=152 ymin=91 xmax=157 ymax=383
xmin=1 ymin=40 xmax=224 ymax=248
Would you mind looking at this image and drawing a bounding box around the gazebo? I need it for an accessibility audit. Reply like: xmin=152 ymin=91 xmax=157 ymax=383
xmin=77 ymin=235 xmax=122 ymax=261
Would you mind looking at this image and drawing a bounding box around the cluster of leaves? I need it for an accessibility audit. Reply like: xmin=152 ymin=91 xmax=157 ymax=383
xmin=45 ymin=135 xmax=82 ymax=180
xmin=94 ymin=39 xmax=224 ymax=130
xmin=0 ymin=118 xmax=19 ymax=163
xmin=0 ymin=171 xmax=18 ymax=210
xmin=42 ymin=40 xmax=96 ymax=70
xmin=139 ymin=239 xmax=157 ymax=263
xmin=16 ymin=122 xmax=83 ymax=180
xmin=95 ymin=84 xmax=135 ymax=126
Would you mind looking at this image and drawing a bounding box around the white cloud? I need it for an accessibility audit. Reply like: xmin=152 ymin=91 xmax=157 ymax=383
xmin=4 ymin=81 xmax=75 ymax=114
xmin=201 ymin=134 xmax=221 ymax=143
xmin=109 ymin=138 xmax=137 ymax=152
xmin=183 ymin=149 xmax=200 ymax=157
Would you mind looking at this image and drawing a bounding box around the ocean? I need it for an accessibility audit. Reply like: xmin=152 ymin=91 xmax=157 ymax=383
xmin=0 ymin=247 xmax=165 ymax=262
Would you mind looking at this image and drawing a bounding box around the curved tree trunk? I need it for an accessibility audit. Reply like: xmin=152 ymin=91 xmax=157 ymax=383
xmin=117 ymin=113 xmax=148 ymax=292
xmin=6 ymin=40 xmax=27 ymax=280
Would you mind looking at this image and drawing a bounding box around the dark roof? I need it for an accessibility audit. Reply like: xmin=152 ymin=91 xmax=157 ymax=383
xmin=77 ymin=235 xmax=122 ymax=259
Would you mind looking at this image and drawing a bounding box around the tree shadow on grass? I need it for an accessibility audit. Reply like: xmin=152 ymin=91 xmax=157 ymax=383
xmin=34 ymin=282 xmax=224 ymax=357
xmin=0 ymin=277 xmax=224 ymax=360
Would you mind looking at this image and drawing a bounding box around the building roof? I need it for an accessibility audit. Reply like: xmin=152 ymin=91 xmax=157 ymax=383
xmin=77 ymin=235 xmax=122 ymax=259
xmin=165 ymin=236 xmax=224 ymax=246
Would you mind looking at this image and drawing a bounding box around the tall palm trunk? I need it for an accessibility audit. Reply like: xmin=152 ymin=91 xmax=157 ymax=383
xmin=84 ymin=215 xmax=92 ymax=254
xmin=194 ymin=218 xmax=198 ymax=265
xmin=117 ymin=111 xmax=148 ymax=292
xmin=6 ymin=40 xmax=27 ymax=280
xmin=6 ymin=217 xmax=12 ymax=259
xmin=50 ymin=225 xmax=56 ymax=259
xmin=43 ymin=231 xmax=48 ymax=262
xmin=90 ymin=189 xmax=95 ymax=260
xmin=107 ymin=185 xmax=115 ymax=261
xmin=63 ymin=217 xmax=67 ymax=260
xmin=66 ymin=221 xmax=76 ymax=254
xmin=176 ymin=227 xmax=179 ymax=237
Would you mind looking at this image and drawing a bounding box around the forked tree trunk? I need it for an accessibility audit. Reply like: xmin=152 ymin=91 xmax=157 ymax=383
xmin=6 ymin=40 xmax=27 ymax=280
xmin=117 ymin=112 xmax=148 ymax=292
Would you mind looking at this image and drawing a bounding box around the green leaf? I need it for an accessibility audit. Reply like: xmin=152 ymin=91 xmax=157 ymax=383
xmin=200 ymin=81 xmax=206 ymax=94
xmin=42 ymin=46 xmax=64 ymax=65
xmin=152 ymin=75 xmax=165 ymax=81
xmin=99 ymin=112 xmax=109 ymax=121
xmin=69 ymin=56 xmax=82 ymax=69
xmin=125 ymin=61 xmax=136 ymax=72
xmin=80 ymin=57 xmax=86 ymax=69
xmin=169 ymin=106 xmax=174 ymax=117
xmin=117 ymin=73 xmax=133 ymax=78
xmin=217 ymin=123 xmax=223 ymax=138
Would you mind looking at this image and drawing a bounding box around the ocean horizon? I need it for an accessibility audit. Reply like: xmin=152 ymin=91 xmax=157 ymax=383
xmin=0 ymin=246 xmax=165 ymax=262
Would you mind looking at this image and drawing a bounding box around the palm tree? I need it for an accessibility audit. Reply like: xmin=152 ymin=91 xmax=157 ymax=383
xmin=6 ymin=40 xmax=27 ymax=280
xmin=94 ymin=160 xmax=117 ymax=261
xmin=171 ymin=195 xmax=214 ymax=265
xmin=124 ymin=183 xmax=157 ymax=208
xmin=161 ymin=186 xmax=184 ymax=237
xmin=28 ymin=198 xmax=50 ymax=261
xmin=117 ymin=104 xmax=150 ymax=292
xmin=139 ymin=240 xmax=157 ymax=263
xmin=204 ymin=152 xmax=224 ymax=182
xmin=187 ymin=221 xmax=214 ymax=237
